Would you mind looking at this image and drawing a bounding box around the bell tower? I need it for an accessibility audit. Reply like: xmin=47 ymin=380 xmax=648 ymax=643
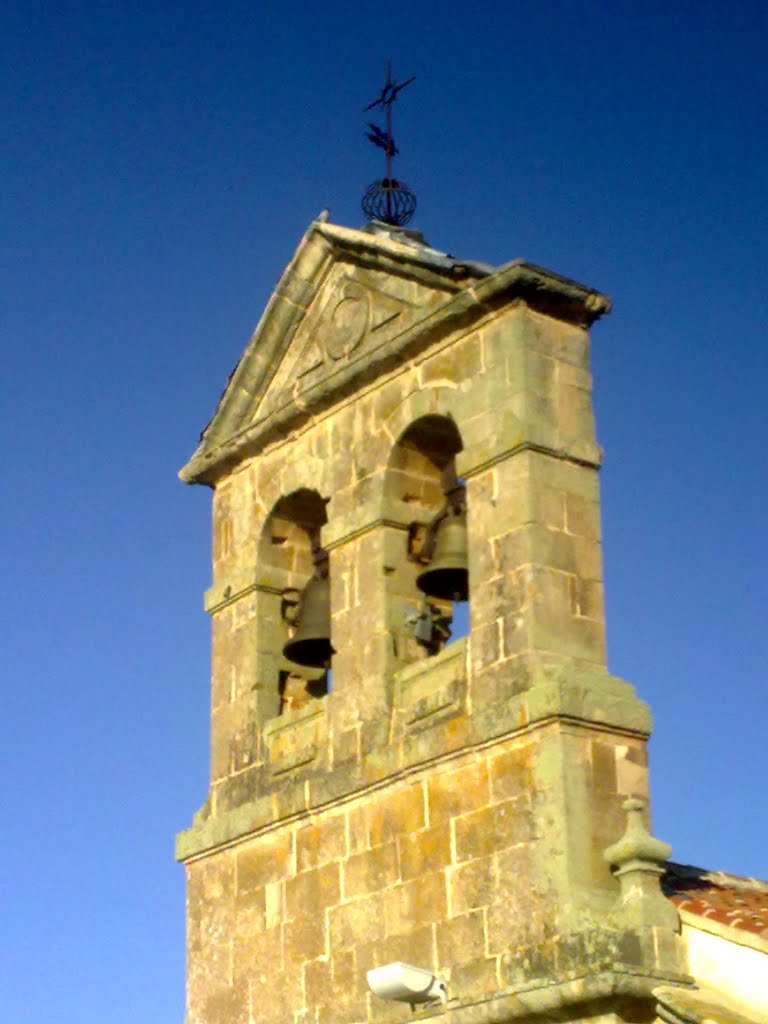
xmin=177 ymin=216 xmax=688 ymax=1024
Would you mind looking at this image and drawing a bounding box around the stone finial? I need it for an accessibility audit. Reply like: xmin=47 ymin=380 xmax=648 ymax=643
xmin=604 ymin=798 xmax=679 ymax=932
xmin=604 ymin=798 xmax=672 ymax=871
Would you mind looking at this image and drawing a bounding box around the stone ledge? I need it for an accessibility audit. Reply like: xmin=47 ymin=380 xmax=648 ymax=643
xmin=655 ymin=983 xmax=766 ymax=1024
xmin=472 ymin=668 xmax=652 ymax=741
xmin=176 ymin=666 xmax=650 ymax=862
xmin=431 ymin=969 xmax=693 ymax=1024
xmin=203 ymin=573 xmax=282 ymax=614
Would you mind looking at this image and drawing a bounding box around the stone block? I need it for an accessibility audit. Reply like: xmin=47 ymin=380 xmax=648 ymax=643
xmin=264 ymin=705 xmax=326 ymax=776
xmin=394 ymin=639 xmax=467 ymax=730
xmin=343 ymin=843 xmax=399 ymax=899
xmin=447 ymin=955 xmax=498 ymax=998
xmin=236 ymin=831 xmax=293 ymax=891
xmin=522 ymin=348 xmax=555 ymax=395
xmin=493 ymin=529 xmax=533 ymax=575
xmin=296 ymin=814 xmax=346 ymax=872
xmin=317 ymin=995 xmax=368 ymax=1024
xmin=308 ymin=761 xmax=363 ymax=807
xmin=426 ymin=760 xmax=490 ymax=824
xmin=494 ymin=844 xmax=536 ymax=902
xmin=397 ymin=822 xmax=451 ymax=882
xmin=213 ymin=764 xmax=264 ymax=815
xmin=511 ymin=386 xmax=557 ymax=437
xmin=328 ymin=893 xmax=386 ymax=949
xmin=469 ymin=574 xmax=510 ymax=625
xmin=285 ymin=862 xmax=341 ymax=920
xmin=332 ymin=725 xmax=360 ymax=766
xmin=528 ymin=448 xmax=600 ymax=500
xmin=469 ymin=620 xmax=501 ymax=673
xmin=479 ymin=307 xmax=527 ymax=369
xmin=303 ymin=957 xmax=330 ymax=1008
xmin=470 ymin=655 xmax=533 ymax=710
xmin=541 ymin=318 xmax=589 ymax=369
xmin=488 ymin=743 xmax=535 ymax=802
xmin=526 ymin=565 xmax=605 ymax=662
xmin=454 ymin=796 xmax=533 ymax=862
xmin=210 ymin=702 xmax=238 ymax=781
xmin=265 ymin=880 xmax=282 ymax=929
xmin=501 ymin=608 xmax=530 ymax=662
xmin=210 ymin=608 xmax=235 ymax=710
xmin=233 ymin=876 xmax=266 ymax=929
xmin=588 ymin=739 xmax=619 ymax=799
xmin=370 ymin=924 xmax=436 ymax=973
xmin=419 ymin=335 xmax=482 ymax=386
xmin=201 ymin=979 xmax=250 ymax=1024
xmin=284 ymin=910 xmax=327 ymax=961
xmin=251 ymin=981 xmax=293 ymax=1024
xmin=448 ymin=854 xmax=496 ymax=915
xmin=330 ymin=944 xmax=363 ymax=995
xmin=271 ymin=776 xmax=309 ymax=821
xmin=400 ymin=713 xmax=471 ymax=769
xmin=367 ymin=783 xmax=425 ymax=846
xmin=522 ymin=524 xmax=602 ymax=581
xmin=372 ymin=378 xmax=409 ymax=435
xmin=564 ymin=492 xmax=601 ymax=540
xmin=358 ymin=716 xmax=390 ymax=757
xmin=360 ymin=742 xmax=401 ymax=786
xmin=383 ymin=872 xmax=447 ymax=937
xmin=345 ymin=803 xmax=369 ymax=855
xmin=487 ymin=895 xmax=548 ymax=956
xmin=232 ymin=919 xmax=283 ymax=983
xmin=556 ymin=380 xmax=595 ymax=441
xmin=189 ymin=849 xmax=235 ymax=904
xmin=436 ymin=909 xmax=486 ymax=966
xmin=569 ymin=576 xmax=604 ymax=621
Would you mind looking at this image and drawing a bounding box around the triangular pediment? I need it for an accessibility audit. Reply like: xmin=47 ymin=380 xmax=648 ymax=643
xmin=181 ymin=216 xmax=611 ymax=485
xmin=181 ymin=217 xmax=488 ymax=483
xmin=255 ymin=262 xmax=437 ymax=424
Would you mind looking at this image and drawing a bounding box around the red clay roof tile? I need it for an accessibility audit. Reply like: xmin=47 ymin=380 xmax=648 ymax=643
xmin=664 ymin=862 xmax=768 ymax=938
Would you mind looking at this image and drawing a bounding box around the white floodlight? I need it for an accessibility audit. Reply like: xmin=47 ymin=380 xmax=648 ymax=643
xmin=367 ymin=962 xmax=447 ymax=1007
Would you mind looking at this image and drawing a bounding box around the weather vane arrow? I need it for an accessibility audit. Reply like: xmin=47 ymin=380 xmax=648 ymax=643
xmin=366 ymin=123 xmax=399 ymax=156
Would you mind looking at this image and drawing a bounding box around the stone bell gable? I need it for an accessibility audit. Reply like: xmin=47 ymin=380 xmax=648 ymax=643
xmin=178 ymin=217 xmax=687 ymax=1024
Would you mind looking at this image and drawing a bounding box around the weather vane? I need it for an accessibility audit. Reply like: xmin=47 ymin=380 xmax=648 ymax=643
xmin=362 ymin=62 xmax=417 ymax=227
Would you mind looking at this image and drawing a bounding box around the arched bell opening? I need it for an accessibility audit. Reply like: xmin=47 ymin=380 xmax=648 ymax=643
xmin=259 ymin=489 xmax=332 ymax=715
xmin=386 ymin=415 xmax=468 ymax=659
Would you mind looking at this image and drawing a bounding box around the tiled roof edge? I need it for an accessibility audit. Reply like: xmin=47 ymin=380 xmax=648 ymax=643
xmin=666 ymin=862 xmax=768 ymax=893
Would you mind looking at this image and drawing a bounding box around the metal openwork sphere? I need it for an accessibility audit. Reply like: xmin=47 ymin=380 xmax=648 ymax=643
xmin=362 ymin=178 xmax=417 ymax=227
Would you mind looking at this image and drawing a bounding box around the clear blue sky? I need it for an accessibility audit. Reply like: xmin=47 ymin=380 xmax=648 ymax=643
xmin=2 ymin=2 xmax=766 ymax=1021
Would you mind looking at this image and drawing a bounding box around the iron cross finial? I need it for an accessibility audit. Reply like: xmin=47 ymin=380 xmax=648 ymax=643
xmin=363 ymin=62 xmax=415 ymax=169
xmin=361 ymin=62 xmax=417 ymax=227
xmin=363 ymin=61 xmax=415 ymax=113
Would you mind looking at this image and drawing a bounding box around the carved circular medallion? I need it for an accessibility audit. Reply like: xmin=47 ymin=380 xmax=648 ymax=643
xmin=324 ymin=284 xmax=370 ymax=360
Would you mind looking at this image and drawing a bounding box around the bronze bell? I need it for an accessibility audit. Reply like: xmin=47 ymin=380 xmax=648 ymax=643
xmin=283 ymin=568 xmax=335 ymax=668
xmin=416 ymin=505 xmax=469 ymax=602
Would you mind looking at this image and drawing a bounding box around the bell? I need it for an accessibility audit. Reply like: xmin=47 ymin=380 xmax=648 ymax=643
xmin=283 ymin=571 xmax=335 ymax=668
xmin=416 ymin=506 xmax=469 ymax=601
